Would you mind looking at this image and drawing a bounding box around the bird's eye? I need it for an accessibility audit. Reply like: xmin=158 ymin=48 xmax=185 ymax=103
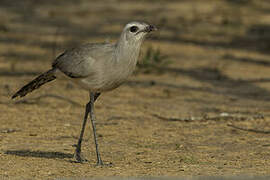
xmin=130 ymin=26 xmax=139 ymax=33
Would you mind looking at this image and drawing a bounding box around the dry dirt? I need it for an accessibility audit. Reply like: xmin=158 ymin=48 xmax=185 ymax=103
xmin=1 ymin=0 xmax=270 ymax=179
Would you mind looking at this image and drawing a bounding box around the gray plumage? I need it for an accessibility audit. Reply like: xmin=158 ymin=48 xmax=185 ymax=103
xmin=12 ymin=21 xmax=157 ymax=165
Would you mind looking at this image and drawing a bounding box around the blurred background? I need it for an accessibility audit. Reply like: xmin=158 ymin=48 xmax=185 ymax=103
xmin=0 ymin=0 xmax=270 ymax=179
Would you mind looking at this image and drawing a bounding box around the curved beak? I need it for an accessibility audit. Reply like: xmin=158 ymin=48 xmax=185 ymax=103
xmin=136 ymin=24 xmax=157 ymax=35
xmin=145 ymin=24 xmax=157 ymax=32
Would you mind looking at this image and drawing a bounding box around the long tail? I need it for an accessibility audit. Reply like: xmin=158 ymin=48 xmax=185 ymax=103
xmin=12 ymin=69 xmax=56 ymax=99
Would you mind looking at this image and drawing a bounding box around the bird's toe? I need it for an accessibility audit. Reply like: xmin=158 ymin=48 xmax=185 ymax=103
xmin=74 ymin=152 xmax=88 ymax=163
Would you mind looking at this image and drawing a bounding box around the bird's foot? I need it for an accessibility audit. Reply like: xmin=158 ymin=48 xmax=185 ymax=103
xmin=95 ymin=159 xmax=113 ymax=167
xmin=74 ymin=151 xmax=88 ymax=163
xmin=96 ymin=159 xmax=104 ymax=166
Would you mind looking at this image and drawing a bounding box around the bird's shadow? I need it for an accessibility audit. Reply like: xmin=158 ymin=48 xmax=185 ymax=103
xmin=5 ymin=150 xmax=73 ymax=159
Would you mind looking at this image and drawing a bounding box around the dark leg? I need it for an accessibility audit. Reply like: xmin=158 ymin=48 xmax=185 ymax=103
xmin=74 ymin=92 xmax=101 ymax=163
xmin=94 ymin=92 xmax=101 ymax=101
xmin=89 ymin=92 xmax=103 ymax=166
xmin=74 ymin=101 xmax=91 ymax=162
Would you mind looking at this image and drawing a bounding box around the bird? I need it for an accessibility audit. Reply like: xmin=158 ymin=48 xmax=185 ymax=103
xmin=11 ymin=21 xmax=157 ymax=165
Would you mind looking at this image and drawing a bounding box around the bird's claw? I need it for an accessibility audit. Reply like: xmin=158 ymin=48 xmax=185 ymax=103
xmin=74 ymin=152 xmax=88 ymax=163
xmin=95 ymin=160 xmax=113 ymax=167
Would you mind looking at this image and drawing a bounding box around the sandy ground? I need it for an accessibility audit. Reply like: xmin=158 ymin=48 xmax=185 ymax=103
xmin=58 ymin=177 xmax=270 ymax=180
xmin=0 ymin=0 xmax=270 ymax=179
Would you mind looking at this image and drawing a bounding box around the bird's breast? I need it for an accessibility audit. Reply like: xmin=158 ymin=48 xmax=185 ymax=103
xmin=98 ymin=61 xmax=136 ymax=91
xmin=75 ymin=59 xmax=137 ymax=92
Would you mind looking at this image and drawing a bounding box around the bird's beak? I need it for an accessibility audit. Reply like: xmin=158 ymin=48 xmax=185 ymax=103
xmin=136 ymin=24 xmax=157 ymax=35
xmin=144 ymin=24 xmax=157 ymax=33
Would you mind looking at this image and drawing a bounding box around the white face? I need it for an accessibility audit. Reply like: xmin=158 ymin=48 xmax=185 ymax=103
xmin=123 ymin=22 xmax=156 ymax=42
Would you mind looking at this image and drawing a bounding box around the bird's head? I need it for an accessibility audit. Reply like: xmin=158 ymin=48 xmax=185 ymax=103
xmin=121 ymin=21 xmax=157 ymax=43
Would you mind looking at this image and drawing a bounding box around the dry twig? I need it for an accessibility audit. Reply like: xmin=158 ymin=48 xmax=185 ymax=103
xmin=227 ymin=124 xmax=270 ymax=134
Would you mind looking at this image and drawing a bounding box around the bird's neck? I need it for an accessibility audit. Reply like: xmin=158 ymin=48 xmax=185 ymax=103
xmin=115 ymin=34 xmax=143 ymax=64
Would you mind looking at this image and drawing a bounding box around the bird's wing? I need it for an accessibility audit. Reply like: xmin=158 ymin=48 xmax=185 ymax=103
xmin=52 ymin=43 xmax=115 ymax=78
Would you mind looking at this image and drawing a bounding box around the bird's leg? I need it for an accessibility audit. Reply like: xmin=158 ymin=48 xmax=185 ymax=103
xmin=94 ymin=92 xmax=101 ymax=101
xmin=74 ymin=92 xmax=100 ymax=163
xmin=74 ymin=101 xmax=91 ymax=162
xmin=89 ymin=92 xmax=103 ymax=166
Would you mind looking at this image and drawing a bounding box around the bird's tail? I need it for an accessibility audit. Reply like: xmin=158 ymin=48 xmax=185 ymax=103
xmin=12 ymin=69 xmax=56 ymax=99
